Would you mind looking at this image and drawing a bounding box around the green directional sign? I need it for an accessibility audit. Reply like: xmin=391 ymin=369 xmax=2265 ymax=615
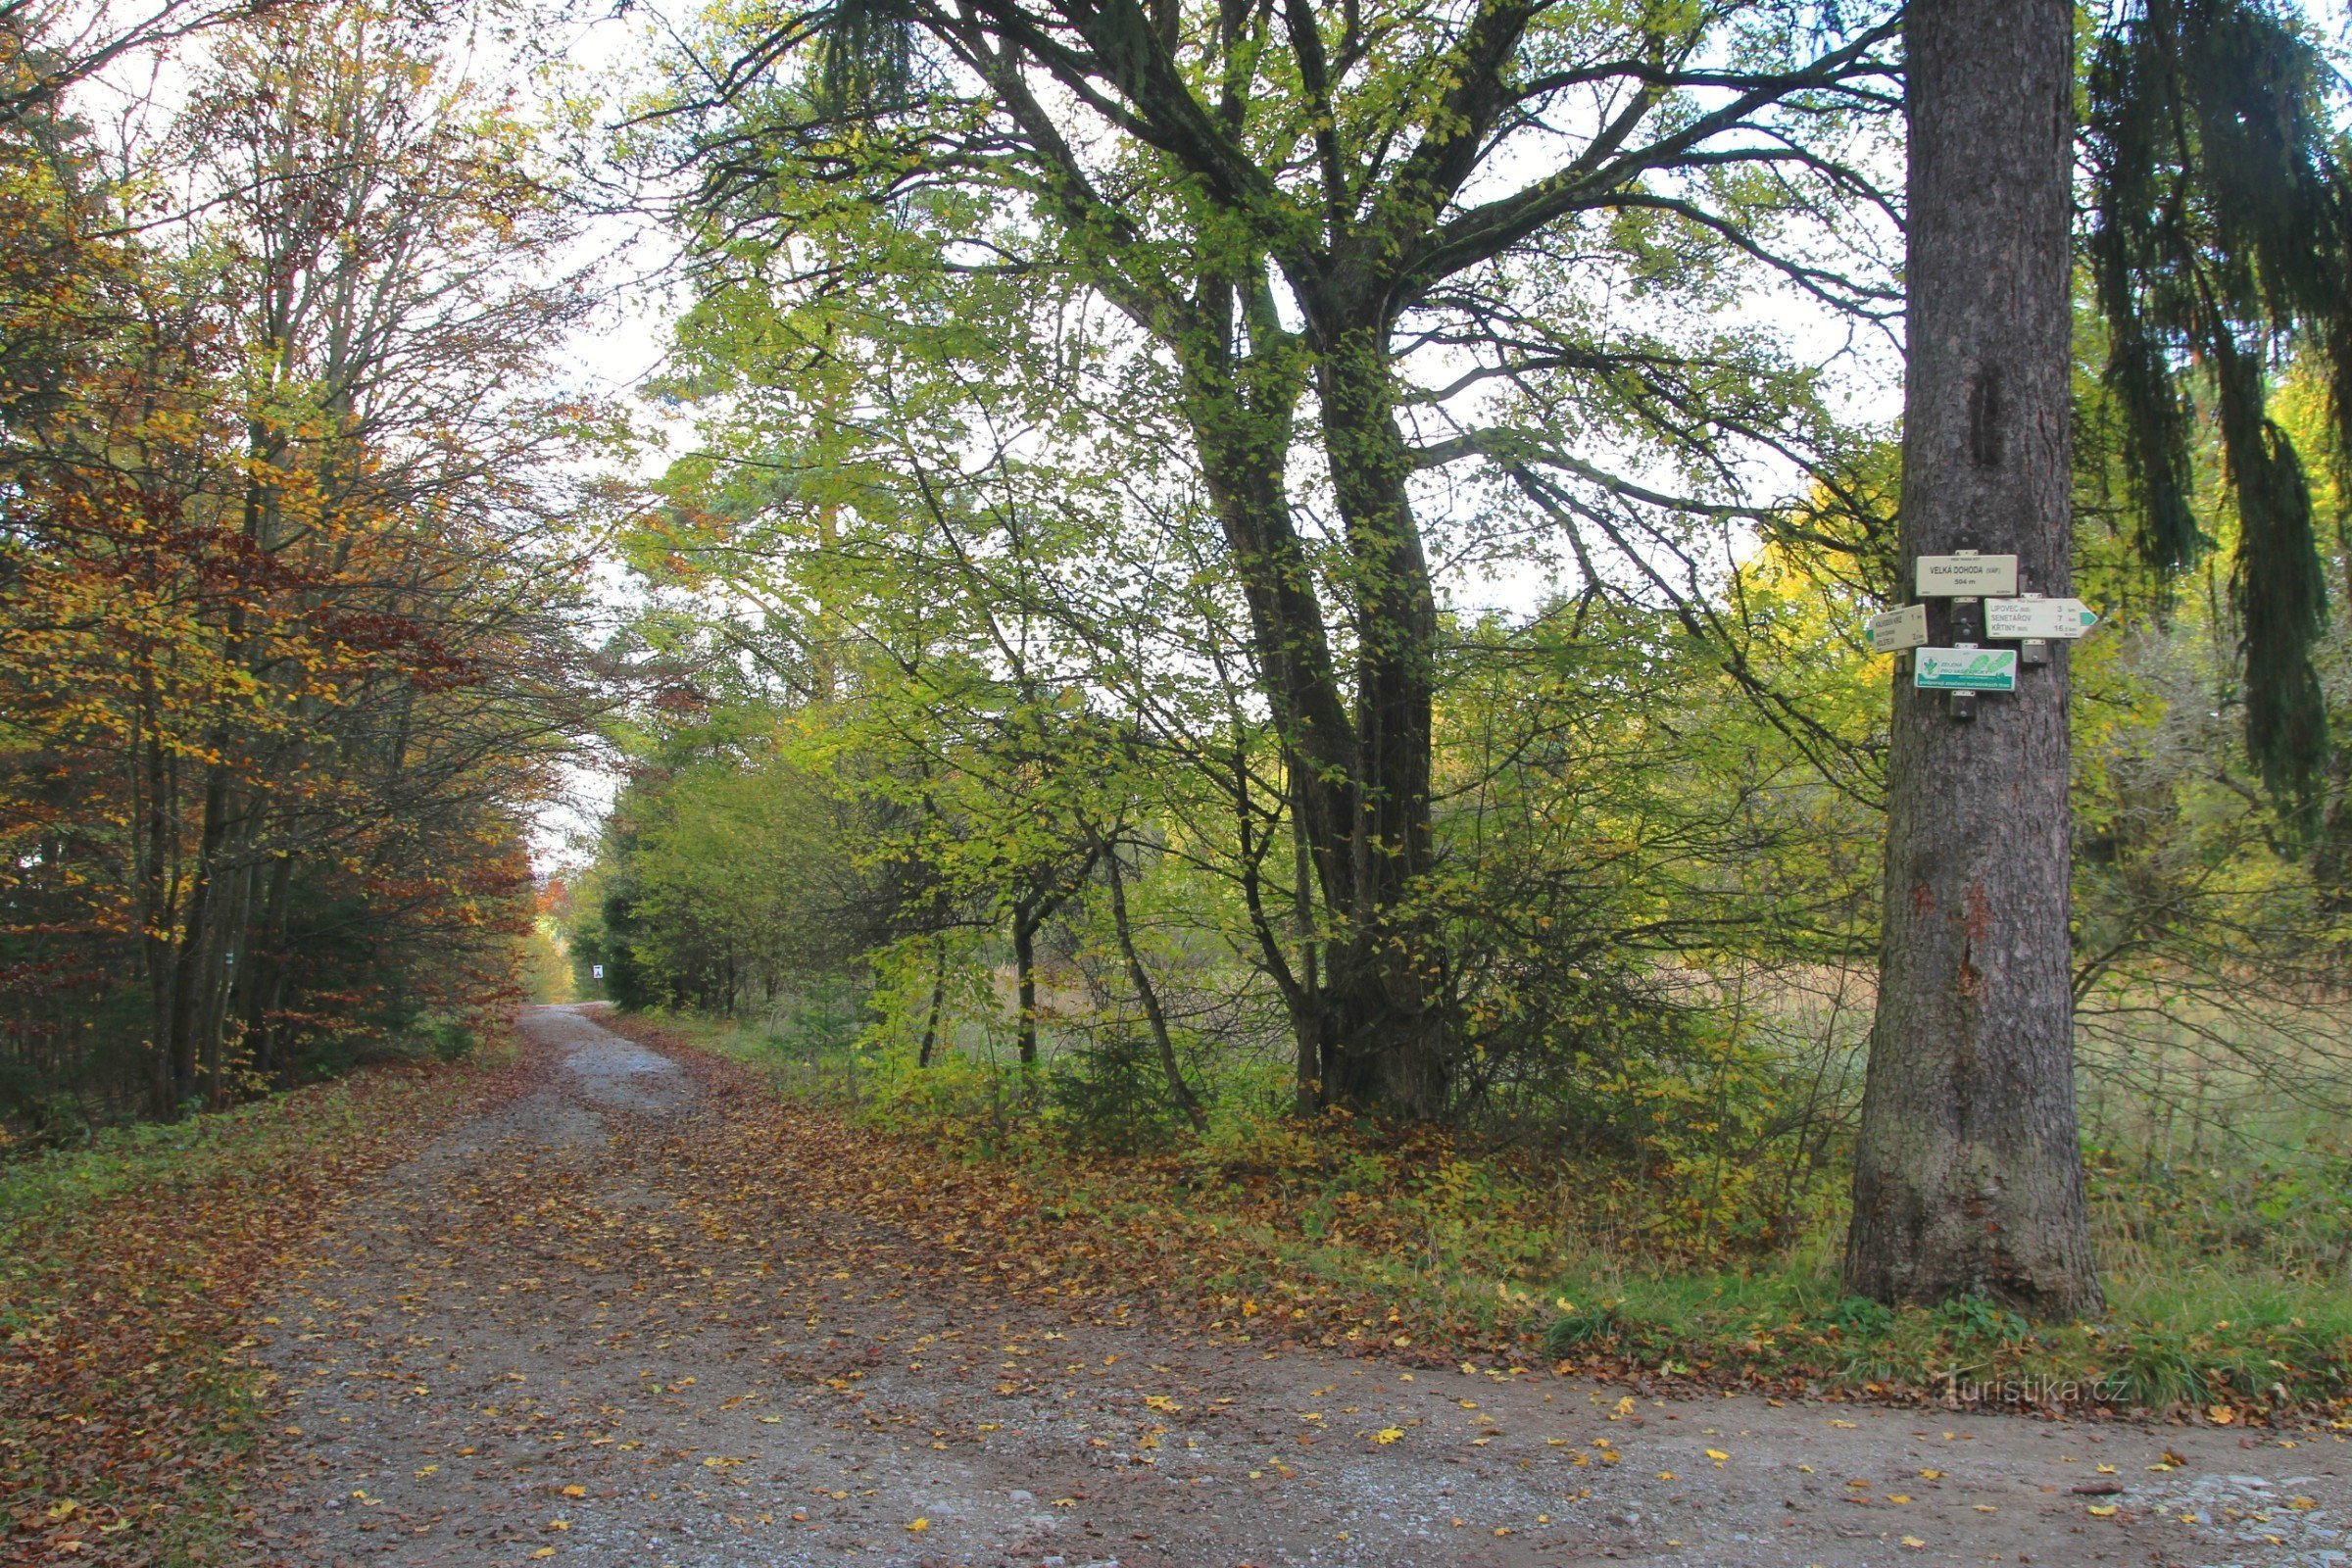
xmin=1914 ymin=647 xmax=2018 ymax=692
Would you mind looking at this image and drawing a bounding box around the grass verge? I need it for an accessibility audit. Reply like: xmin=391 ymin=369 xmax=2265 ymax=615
xmin=0 ymin=1036 xmax=521 ymax=1565
xmin=629 ymin=1008 xmax=2352 ymax=1429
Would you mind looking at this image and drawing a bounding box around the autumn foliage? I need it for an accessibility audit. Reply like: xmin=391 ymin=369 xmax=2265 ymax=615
xmin=0 ymin=4 xmax=603 ymax=1135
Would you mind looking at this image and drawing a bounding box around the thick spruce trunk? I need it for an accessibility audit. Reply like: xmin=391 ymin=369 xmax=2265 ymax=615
xmin=1843 ymin=0 xmax=2102 ymax=1315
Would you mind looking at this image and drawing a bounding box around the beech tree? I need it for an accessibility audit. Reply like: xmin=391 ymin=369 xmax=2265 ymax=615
xmin=655 ymin=0 xmax=1902 ymax=1116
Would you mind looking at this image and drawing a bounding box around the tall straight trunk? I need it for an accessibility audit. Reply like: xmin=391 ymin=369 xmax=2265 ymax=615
xmin=245 ymin=853 xmax=294 ymax=1083
xmin=136 ymin=676 xmax=177 ymax=1118
xmin=1844 ymin=0 xmax=2102 ymax=1314
xmin=166 ymin=760 xmax=232 ymax=1108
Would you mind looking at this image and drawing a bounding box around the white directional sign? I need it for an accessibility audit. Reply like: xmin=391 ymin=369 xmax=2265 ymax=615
xmin=1914 ymin=647 xmax=2019 ymax=692
xmin=1916 ymin=553 xmax=2020 ymax=597
xmin=1865 ymin=603 xmax=1929 ymax=654
xmin=1985 ymin=596 xmax=2098 ymax=640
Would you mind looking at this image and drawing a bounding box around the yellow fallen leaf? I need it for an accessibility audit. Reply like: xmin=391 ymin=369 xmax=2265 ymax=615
xmin=547 ymin=1520 xmax=569 ymax=1532
xmin=1829 ymin=1418 xmax=1858 ymax=1429
xmin=1706 ymin=1449 xmax=1730 ymax=1461
xmin=906 ymin=1519 xmax=929 ymax=1533
xmin=1919 ymin=1468 xmax=1942 ymax=1480
xmin=1901 ymin=1537 xmax=1926 ymax=1549
xmin=1974 ymin=1504 xmax=1997 ymax=1514
xmin=2290 ymin=1497 xmax=2319 ymax=1511
xmin=1144 ymin=1396 xmax=1180 ymax=1413
xmin=530 ymin=1551 xmax=556 ymax=1561
xmin=1886 ymin=1494 xmax=1912 ymax=1504
xmin=561 ymin=1485 xmax=584 ymax=1497
xmin=1656 ymin=1470 xmax=1676 ymax=1481
xmin=2096 ymin=1463 xmax=2117 ymax=1474
xmin=2208 ymin=1405 xmax=2237 ymax=1426
xmin=1375 ymin=1428 xmax=1404 ymax=1445
xmin=2087 ymin=1504 xmax=2119 ymax=1518
xmin=1494 ymin=1526 xmax=1512 ymax=1537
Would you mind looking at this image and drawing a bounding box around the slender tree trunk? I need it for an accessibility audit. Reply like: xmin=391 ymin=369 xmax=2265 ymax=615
xmin=166 ymin=760 xmax=232 ymax=1110
xmin=915 ymin=939 xmax=948 ymax=1068
xmin=1012 ymin=903 xmax=1041 ymax=1067
xmin=1103 ymin=847 xmax=1205 ymax=1130
xmin=245 ymin=853 xmax=294 ymax=1083
xmin=136 ymin=676 xmax=176 ymax=1119
xmin=1844 ymin=0 xmax=2102 ymax=1315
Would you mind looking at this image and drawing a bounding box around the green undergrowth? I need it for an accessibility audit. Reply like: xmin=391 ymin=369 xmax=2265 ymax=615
xmin=651 ymin=1007 xmax=2352 ymax=1424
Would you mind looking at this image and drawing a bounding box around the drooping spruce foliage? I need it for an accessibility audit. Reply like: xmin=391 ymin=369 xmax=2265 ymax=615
xmin=2085 ymin=0 xmax=2350 ymax=820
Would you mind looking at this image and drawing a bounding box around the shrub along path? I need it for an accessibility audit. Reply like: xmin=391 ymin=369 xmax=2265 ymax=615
xmin=245 ymin=1005 xmax=2351 ymax=1567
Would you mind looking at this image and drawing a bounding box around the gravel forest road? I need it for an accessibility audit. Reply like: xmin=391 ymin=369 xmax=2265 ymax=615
xmin=245 ymin=1004 xmax=2352 ymax=1568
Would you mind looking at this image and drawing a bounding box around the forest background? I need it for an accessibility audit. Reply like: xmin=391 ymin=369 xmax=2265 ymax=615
xmin=4 ymin=0 xmax=2351 ymax=1410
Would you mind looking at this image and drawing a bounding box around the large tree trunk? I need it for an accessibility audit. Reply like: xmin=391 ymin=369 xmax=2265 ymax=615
xmin=1180 ymin=282 xmax=1447 ymax=1118
xmin=1310 ymin=320 xmax=1444 ymax=1119
xmin=1843 ymin=0 xmax=2102 ymax=1315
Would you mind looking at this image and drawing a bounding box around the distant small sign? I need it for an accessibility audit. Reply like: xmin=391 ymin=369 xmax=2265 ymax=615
xmin=1915 ymin=647 xmax=2019 ymax=692
xmin=591 ymin=963 xmax=605 ymax=979
xmin=1916 ymin=553 xmax=2019 ymax=597
xmin=1865 ymin=603 xmax=1929 ymax=654
xmin=1985 ymin=596 xmax=2098 ymax=640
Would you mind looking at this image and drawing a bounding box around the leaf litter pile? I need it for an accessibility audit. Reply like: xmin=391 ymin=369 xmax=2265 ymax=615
xmin=15 ymin=1005 xmax=2352 ymax=1568
xmin=236 ymin=1006 xmax=2352 ymax=1568
xmin=0 ymin=1039 xmax=532 ymax=1564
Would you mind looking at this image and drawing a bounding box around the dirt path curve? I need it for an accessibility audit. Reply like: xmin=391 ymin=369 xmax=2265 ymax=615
xmin=246 ymin=1005 xmax=2351 ymax=1568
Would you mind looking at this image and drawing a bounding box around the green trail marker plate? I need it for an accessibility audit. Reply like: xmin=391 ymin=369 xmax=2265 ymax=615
xmin=1914 ymin=647 xmax=2018 ymax=691
xmin=1984 ymin=596 xmax=2098 ymax=639
xmin=1865 ymin=603 xmax=1928 ymax=654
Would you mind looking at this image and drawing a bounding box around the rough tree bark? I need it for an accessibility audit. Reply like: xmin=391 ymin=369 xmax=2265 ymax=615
xmin=1843 ymin=0 xmax=2103 ymax=1315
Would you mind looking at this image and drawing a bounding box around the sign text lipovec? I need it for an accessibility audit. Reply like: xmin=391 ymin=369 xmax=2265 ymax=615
xmin=1984 ymin=597 xmax=2098 ymax=640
